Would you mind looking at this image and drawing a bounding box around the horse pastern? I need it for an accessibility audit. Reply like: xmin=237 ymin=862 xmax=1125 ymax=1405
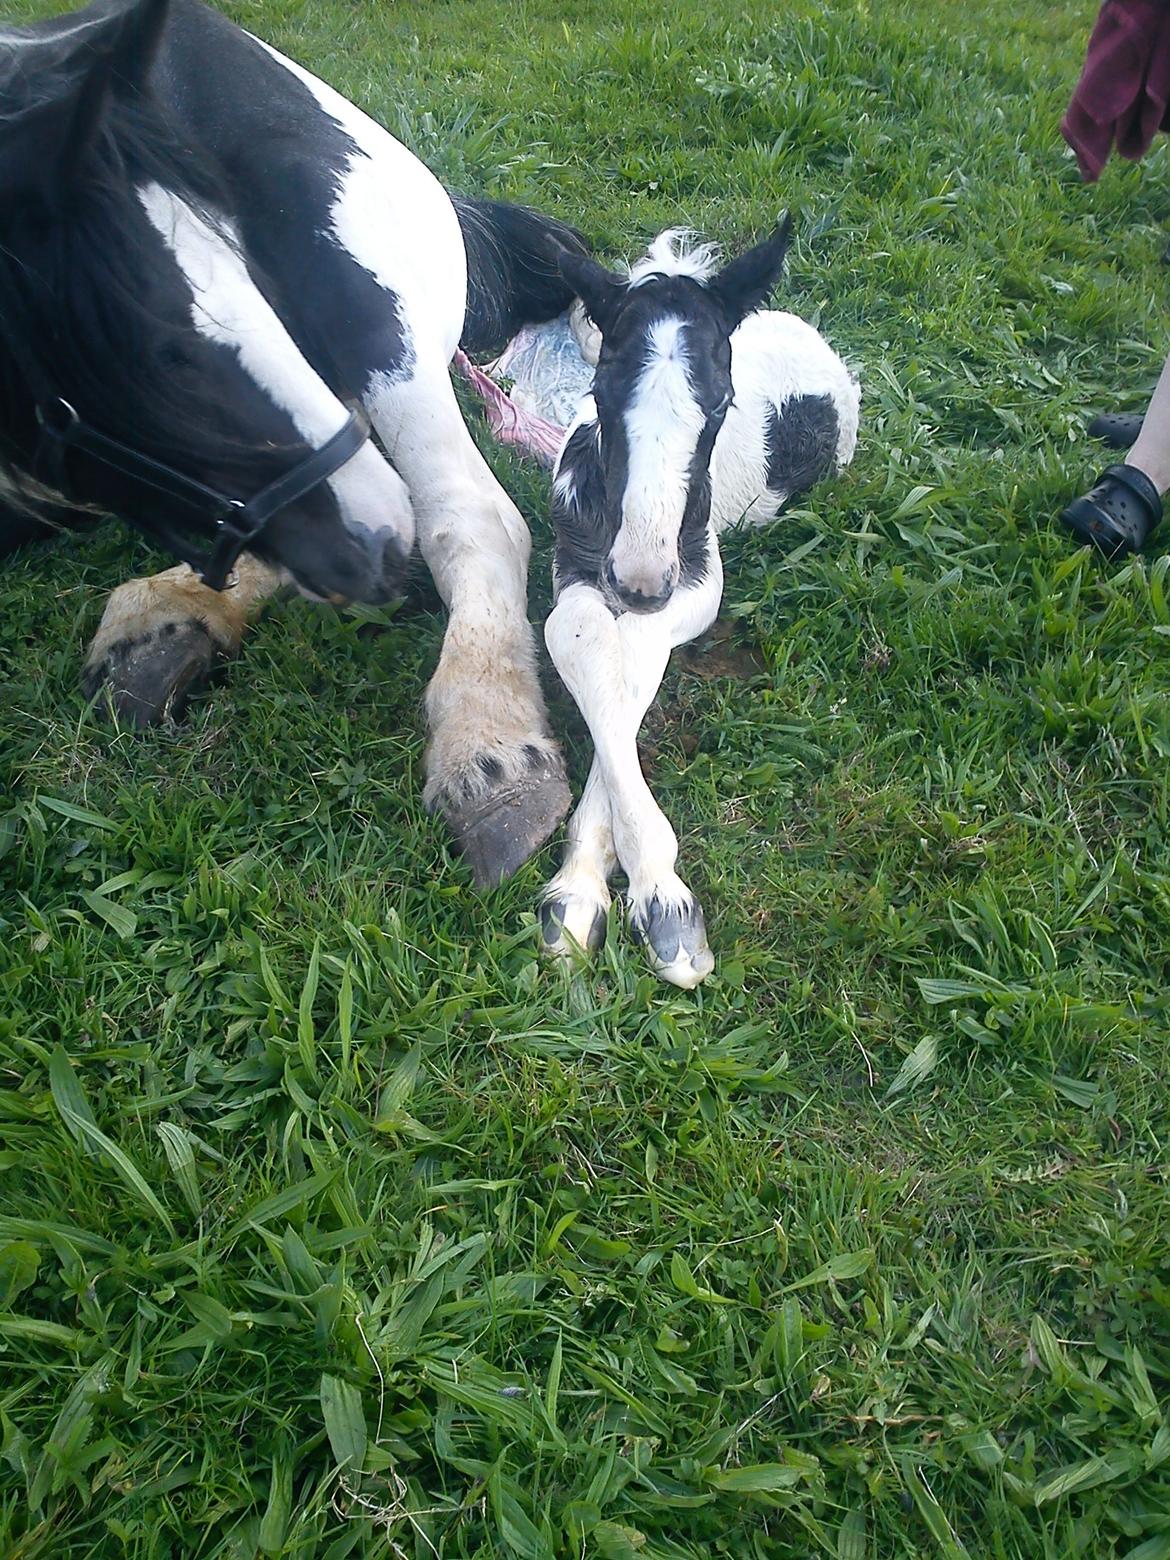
xmin=540 ymin=894 xmax=608 ymax=956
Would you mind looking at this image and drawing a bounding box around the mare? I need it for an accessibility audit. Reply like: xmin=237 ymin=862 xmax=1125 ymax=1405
xmin=540 ymin=221 xmax=861 ymax=987
xmin=0 ymin=0 xmax=588 ymax=884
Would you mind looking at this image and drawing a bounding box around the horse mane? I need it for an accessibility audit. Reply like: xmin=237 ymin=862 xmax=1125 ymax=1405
xmin=0 ymin=78 xmax=299 ymax=511
xmin=626 ymin=229 xmax=721 ymax=287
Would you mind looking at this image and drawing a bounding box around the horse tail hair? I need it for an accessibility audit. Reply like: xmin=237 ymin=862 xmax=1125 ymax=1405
xmin=453 ymin=195 xmax=591 ymax=355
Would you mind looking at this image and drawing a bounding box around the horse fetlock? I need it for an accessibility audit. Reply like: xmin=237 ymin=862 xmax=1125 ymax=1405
xmin=629 ymin=884 xmax=715 ymax=990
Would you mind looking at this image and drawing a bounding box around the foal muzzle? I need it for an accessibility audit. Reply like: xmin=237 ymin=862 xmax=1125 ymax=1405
xmin=603 ymin=557 xmax=678 ymax=613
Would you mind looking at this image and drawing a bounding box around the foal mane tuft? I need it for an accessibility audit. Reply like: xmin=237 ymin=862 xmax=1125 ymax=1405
xmin=627 ymin=229 xmax=721 ymax=287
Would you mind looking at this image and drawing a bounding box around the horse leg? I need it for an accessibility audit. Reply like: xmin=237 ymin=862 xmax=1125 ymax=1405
xmin=368 ymin=366 xmax=569 ymax=886
xmin=540 ymin=753 xmax=618 ymax=957
xmin=82 ymin=554 xmax=287 ymax=726
xmin=543 ymin=567 xmax=722 ymax=989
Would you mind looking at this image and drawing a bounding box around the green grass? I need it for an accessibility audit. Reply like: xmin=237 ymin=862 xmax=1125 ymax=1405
xmin=3 ymin=0 xmax=1170 ymax=1554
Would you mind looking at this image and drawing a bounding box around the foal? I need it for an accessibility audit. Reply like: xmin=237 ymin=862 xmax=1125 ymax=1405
xmin=540 ymin=221 xmax=860 ymax=987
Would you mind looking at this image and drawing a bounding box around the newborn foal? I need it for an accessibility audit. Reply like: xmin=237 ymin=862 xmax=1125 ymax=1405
xmin=541 ymin=220 xmax=860 ymax=987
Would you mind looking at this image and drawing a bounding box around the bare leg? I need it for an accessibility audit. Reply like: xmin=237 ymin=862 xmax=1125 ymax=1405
xmin=543 ymin=553 xmax=722 ymax=989
xmin=1125 ymin=351 xmax=1170 ymax=493
xmin=83 ymin=553 xmax=287 ymax=726
xmin=369 ymin=363 xmax=569 ymax=885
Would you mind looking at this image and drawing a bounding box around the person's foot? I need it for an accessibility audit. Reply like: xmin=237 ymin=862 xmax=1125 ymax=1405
xmin=1087 ymin=411 xmax=1144 ymax=449
xmin=1060 ymin=463 xmax=1162 ymax=557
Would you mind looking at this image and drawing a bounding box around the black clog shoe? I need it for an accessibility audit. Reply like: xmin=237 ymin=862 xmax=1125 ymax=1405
xmin=1060 ymin=463 xmax=1162 ymax=558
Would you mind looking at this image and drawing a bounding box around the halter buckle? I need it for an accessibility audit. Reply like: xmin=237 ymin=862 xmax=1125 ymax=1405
xmin=215 ymin=498 xmax=249 ymax=533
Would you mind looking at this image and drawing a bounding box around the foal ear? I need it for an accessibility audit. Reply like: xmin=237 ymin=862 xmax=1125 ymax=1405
xmin=707 ymin=213 xmax=794 ymax=326
xmin=553 ymin=247 xmax=626 ymax=335
xmin=0 ymin=0 xmax=170 ymax=205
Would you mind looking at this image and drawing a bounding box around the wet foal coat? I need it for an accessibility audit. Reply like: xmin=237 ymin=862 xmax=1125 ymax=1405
xmin=540 ymin=228 xmax=860 ymax=987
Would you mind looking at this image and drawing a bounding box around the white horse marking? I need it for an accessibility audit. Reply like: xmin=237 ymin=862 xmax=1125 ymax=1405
xmin=4 ymin=0 xmax=580 ymax=885
xmin=255 ymin=41 xmax=467 ymax=365
xmin=627 ymin=229 xmax=720 ymax=287
xmin=255 ymin=41 xmax=565 ymax=848
xmin=138 ymin=183 xmax=415 ymax=555
xmin=544 ymin=553 xmax=723 ymax=987
xmin=613 ymin=318 xmax=705 ymax=592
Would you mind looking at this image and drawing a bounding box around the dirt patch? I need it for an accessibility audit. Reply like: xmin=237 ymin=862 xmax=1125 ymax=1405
xmin=678 ymin=619 xmax=768 ymax=681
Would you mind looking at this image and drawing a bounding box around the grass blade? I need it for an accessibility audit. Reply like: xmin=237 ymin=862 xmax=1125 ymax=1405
xmin=156 ymin=1123 xmax=202 ymax=1217
xmin=884 ymin=1034 xmax=939 ymax=1098
xmin=782 ymin=1250 xmax=873 ymax=1292
xmin=49 ymin=1048 xmax=173 ymax=1233
xmin=298 ymin=936 xmax=321 ymax=1081
xmin=320 ymin=1374 xmax=366 ymax=1471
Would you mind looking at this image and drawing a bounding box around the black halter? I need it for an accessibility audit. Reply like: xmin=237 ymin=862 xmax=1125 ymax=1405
xmin=34 ymin=395 xmax=371 ymax=591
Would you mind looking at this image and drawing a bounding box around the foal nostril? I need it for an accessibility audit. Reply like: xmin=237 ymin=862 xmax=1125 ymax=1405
xmin=605 ymin=560 xmax=676 ymax=613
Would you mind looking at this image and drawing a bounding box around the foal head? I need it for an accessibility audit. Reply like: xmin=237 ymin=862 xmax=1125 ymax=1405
xmin=0 ymin=0 xmax=410 ymax=602
xmin=556 ymin=219 xmax=792 ymax=612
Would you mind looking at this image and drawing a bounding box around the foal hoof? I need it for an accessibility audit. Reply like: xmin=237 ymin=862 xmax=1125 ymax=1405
xmin=631 ymin=893 xmax=715 ymax=990
xmin=82 ymin=618 xmax=219 ymax=727
xmin=540 ymin=892 xmax=609 ymax=960
xmin=445 ymin=754 xmax=571 ymax=888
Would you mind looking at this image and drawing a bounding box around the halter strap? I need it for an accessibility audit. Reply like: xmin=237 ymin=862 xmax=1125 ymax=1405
xmin=35 ymin=397 xmax=371 ymax=590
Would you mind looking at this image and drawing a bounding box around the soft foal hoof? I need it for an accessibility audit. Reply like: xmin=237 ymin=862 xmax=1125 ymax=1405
xmin=632 ymin=894 xmax=715 ymax=989
xmin=444 ymin=753 xmax=571 ymax=888
xmin=82 ymin=619 xmax=220 ymax=727
xmin=540 ymin=892 xmax=609 ymax=959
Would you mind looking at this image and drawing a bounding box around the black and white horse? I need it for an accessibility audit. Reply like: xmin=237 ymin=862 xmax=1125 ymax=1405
xmin=540 ymin=224 xmax=860 ymax=987
xmin=0 ymin=0 xmax=589 ymax=884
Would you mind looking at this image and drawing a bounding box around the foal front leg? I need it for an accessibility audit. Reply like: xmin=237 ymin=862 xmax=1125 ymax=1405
xmin=543 ymin=570 xmax=721 ymax=988
xmin=539 ymin=751 xmax=618 ymax=956
xmin=83 ymin=553 xmax=287 ymax=726
xmin=370 ymin=366 xmax=569 ymax=885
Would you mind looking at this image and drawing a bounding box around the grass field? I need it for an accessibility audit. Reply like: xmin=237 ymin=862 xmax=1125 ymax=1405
xmin=3 ymin=0 xmax=1170 ymax=1554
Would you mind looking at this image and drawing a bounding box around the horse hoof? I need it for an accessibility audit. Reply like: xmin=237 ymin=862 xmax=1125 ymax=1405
xmin=445 ymin=754 xmax=571 ymax=887
xmin=82 ymin=619 xmax=219 ymax=727
xmin=631 ymin=893 xmax=715 ymax=989
xmin=540 ymin=892 xmax=608 ymax=959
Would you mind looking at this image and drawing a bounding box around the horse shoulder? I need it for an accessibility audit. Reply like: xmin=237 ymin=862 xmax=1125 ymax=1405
xmin=262 ymin=48 xmax=465 ymax=356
